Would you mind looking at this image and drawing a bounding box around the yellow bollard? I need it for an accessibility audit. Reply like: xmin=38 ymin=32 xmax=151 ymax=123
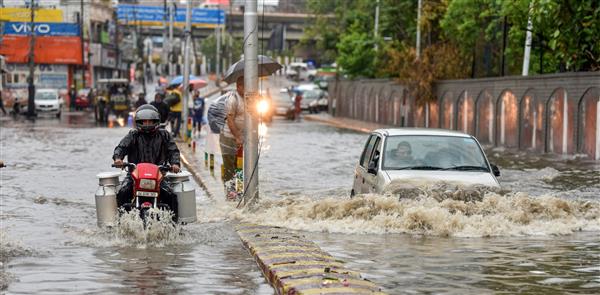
xmin=209 ymin=154 xmax=214 ymax=170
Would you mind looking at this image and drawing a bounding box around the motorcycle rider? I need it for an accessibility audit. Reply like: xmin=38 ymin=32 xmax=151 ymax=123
xmin=112 ymin=105 xmax=181 ymax=221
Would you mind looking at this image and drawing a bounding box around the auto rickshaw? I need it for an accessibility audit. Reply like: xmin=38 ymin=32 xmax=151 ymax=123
xmin=95 ymin=78 xmax=131 ymax=123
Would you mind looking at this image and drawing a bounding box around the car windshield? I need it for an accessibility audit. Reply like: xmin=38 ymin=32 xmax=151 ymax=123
xmin=35 ymin=92 xmax=57 ymax=100
xmin=303 ymin=90 xmax=321 ymax=100
xmin=382 ymin=135 xmax=489 ymax=171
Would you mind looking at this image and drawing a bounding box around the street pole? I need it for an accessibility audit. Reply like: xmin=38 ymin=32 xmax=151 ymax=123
xmin=416 ymin=0 xmax=421 ymax=60
xmin=168 ymin=0 xmax=174 ymax=78
xmin=522 ymin=0 xmax=534 ymax=76
xmin=26 ymin=0 xmax=36 ymax=118
xmin=80 ymin=0 xmax=85 ymax=87
xmin=374 ymin=0 xmax=379 ymax=52
xmin=216 ymin=4 xmax=221 ymax=78
xmin=243 ymin=0 xmax=259 ymax=204
xmin=181 ymin=0 xmax=192 ymax=142
xmin=162 ymin=0 xmax=168 ymax=76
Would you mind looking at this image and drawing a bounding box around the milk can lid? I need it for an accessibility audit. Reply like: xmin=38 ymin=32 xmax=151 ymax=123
xmin=96 ymin=171 xmax=122 ymax=179
xmin=165 ymin=171 xmax=191 ymax=180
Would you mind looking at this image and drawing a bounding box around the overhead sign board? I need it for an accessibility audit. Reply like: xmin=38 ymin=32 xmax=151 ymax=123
xmin=0 ymin=8 xmax=63 ymax=22
xmin=3 ymin=22 xmax=79 ymax=36
xmin=0 ymin=35 xmax=82 ymax=64
xmin=116 ymin=5 xmax=225 ymax=27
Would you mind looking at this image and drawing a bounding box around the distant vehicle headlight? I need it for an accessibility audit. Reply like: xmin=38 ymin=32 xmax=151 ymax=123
xmin=139 ymin=179 xmax=156 ymax=189
xmin=257 ymin=99 xmax=269 ymax=115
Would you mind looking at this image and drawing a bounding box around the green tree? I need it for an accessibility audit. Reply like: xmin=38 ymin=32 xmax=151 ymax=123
xmin=336 ymin=21 xmax=377 ymax=78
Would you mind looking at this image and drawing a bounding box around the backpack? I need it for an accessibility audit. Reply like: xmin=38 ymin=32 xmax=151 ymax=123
xmin=207 ymin=94 xmax=229 ymax=134
xmin=164 ymin=91 xmax=181 ymax=107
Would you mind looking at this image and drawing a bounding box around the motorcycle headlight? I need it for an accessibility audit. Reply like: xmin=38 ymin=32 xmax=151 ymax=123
xmin=139 ymin=179 xmax=156 ymax=189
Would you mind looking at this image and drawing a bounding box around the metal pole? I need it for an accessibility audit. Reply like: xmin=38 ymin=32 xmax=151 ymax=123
xmin=416 ymin=0 xmax=421 ymax=60
xmin=216 ymin=4 xmax=221 ymax=77
xmin=501 ymin=16 xmax=507 ymax=76
xmin=26 ymin=0 xmax=36 ymax=118
xmin=162 ymin=0 xmax=168 ymax=76
xmin=168 ymin=0 xmax=174 ymax=78
xmin=80 ymin=0 xmax=85 ymax=87
xmin=243 ymin=0 xmax=259 ymax=204
xmin=522 ymin=0 xmax=533 ymax=76
xmin=181 ymin=0 xmax=192 ymax=142
xmin=374 ymin=0 xmax=380 ymax=51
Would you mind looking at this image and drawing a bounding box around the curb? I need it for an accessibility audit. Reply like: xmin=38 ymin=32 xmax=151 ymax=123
xmin=237 ymin=224 xmax=386 ymax=295
xmin=303 ymin=114 xmax=386 ymax=134
xmin=177 ymin=142 xmax=225 ymax=200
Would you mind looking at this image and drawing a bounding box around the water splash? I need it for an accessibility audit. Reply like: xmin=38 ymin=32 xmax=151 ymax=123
xmin=201 ymin=184 xmax=600 ymax=237
xmin=0 ymin=231 xmax=33 ymax=290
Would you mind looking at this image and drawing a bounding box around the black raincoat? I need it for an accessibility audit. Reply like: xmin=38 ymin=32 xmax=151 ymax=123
xmin=112 ymin=129 xmax=180 ymax=165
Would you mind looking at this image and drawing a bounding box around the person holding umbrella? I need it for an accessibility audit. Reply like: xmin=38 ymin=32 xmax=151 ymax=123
xmin=220 ymin=76 xmax=245 ymax=185
xmin=219 ymin=55 xmax=282 ymax=193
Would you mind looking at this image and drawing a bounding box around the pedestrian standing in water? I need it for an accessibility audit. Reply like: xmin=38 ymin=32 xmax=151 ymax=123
xmin=294 ymin=91 xmax=302 ymax=121
xmin=192 ymin=89 xmax=205 ymax=138
xmin=220 ymin=76 xmax=245 ymax=185
xmin=134 ymin=92 xmax=147 ymax=109
xmin=150 ymin=89 xmax=170 ymax=124
xmin=68 ymin=85 xmax=77 ymax=112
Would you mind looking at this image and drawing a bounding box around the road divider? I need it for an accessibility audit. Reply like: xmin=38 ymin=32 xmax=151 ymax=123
xmin=237 ymin=223 xmax=386 ymax=295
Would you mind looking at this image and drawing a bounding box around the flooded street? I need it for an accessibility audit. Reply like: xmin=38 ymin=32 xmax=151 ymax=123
xmin=250 ymin=117 xmax=600 ymax=293
xmin=1 ymin=112 xmax=599 ymax=294
xmin=0 ymin=116 xmax=271 ymax=294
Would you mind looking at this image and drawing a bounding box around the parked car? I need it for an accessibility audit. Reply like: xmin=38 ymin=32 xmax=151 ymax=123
xmin=272 ymin=89 xmax=295 ymax=120
xmin=285 ymin=62 xmax=317 ymax=81
xmin=34 ymin=89 xmax=62 ymax=118
xmin=351 ymin=128 xmax=500 ymax=196
xmin=308 ymin=91 xmax=328 ymax=113
xmin=299 ymin=89 xmax=325 ymax=113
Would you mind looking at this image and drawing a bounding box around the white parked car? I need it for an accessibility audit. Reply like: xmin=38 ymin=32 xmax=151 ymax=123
xmin=285 ymin=62 xmax=317 ymax=81
xmin=35 ymin=89 xmax=62 ymax=118
xmin=351 ymin=128 xmax=500 ymax=196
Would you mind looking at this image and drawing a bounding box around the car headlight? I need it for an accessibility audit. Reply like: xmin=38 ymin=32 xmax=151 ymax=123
xmin=257 ymin=99 xmax=269 ymax=115
xmin=139 ymin=179 xmax=156 ymax=189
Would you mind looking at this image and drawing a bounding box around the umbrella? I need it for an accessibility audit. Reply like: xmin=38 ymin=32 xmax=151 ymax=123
xmin=179 ymin=78 xmax=208 ymax=90
xmin=168 ymin=75 xmax=199 ymax=87
xmin=223 ymin=55 xmax=282 ymax=84
xmin=158 ymin=76 xmax=168 ymax=86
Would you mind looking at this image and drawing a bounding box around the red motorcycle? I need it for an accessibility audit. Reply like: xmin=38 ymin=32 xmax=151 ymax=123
xmin=112 ymin=162 xmax=173 ymax=222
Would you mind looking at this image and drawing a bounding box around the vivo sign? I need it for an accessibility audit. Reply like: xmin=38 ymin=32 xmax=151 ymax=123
xmin=3 ymin=22 xmax=79 ymax=36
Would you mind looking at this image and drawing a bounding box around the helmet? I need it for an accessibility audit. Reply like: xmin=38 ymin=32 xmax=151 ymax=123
xmin=135 ymin=105 xmax=160 ymax=133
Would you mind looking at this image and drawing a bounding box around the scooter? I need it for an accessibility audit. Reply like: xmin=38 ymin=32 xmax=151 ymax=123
xmin=112 ymin=162 xmax=173 ymax=222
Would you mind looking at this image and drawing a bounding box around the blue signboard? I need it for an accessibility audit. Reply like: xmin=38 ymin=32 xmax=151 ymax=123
xmin=117 ymin=5 xmax=225 ymax=26
xmin=3 ymin=22 xmax=80 ymax=36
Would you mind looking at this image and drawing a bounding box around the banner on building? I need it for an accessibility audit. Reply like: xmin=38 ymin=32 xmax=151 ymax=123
xmin=3 ymin=22 xmax=79 ymax=36
xmin=116 ymin=5 xmax=225 ymax=27
xmin=0 ymin=35 xmax=82 ymax=64
xmin=0 ymin=8 xmax=63 ymax=22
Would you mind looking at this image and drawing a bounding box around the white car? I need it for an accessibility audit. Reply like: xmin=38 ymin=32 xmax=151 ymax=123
xmin=351 ymin=128 xmax=500 ymax=196
xmin=285 ymin=62 xmax=317 ymax=81
xmin=35 ymin=89 xmax=62 ymax=118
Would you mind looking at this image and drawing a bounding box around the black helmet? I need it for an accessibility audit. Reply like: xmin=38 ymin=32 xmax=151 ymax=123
xmin=135 ymin=104 xmax=160 ymax=133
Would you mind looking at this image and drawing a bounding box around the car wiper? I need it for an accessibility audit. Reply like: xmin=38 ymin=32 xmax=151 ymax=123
xmin=442 ymin=165 xmax=490 ymax=172
xmin=395 ymin=166 xmax=444 ymax=170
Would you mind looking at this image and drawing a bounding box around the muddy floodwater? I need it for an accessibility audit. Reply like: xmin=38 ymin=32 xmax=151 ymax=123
xmin=1 ymin=114 xmax=599 ymax=294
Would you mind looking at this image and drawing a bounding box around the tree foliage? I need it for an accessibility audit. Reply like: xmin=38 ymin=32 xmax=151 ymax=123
xmin=303 ymin=0 xmax=599 ymax=99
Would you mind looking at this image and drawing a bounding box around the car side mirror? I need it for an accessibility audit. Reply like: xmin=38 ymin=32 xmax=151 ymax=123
xmin=368 ymin=153 xmax=379 ymax=174
xmin=491 ymin=164 xmax=500 ymax=177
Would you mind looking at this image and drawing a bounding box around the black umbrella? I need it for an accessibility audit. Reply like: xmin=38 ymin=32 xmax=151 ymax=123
xmin=223 ymin=55 xmax=283 ymax=84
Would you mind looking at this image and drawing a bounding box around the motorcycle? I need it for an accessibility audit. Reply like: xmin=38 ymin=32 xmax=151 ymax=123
xmin=112 ymin=162 xmax=174 ymax=222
